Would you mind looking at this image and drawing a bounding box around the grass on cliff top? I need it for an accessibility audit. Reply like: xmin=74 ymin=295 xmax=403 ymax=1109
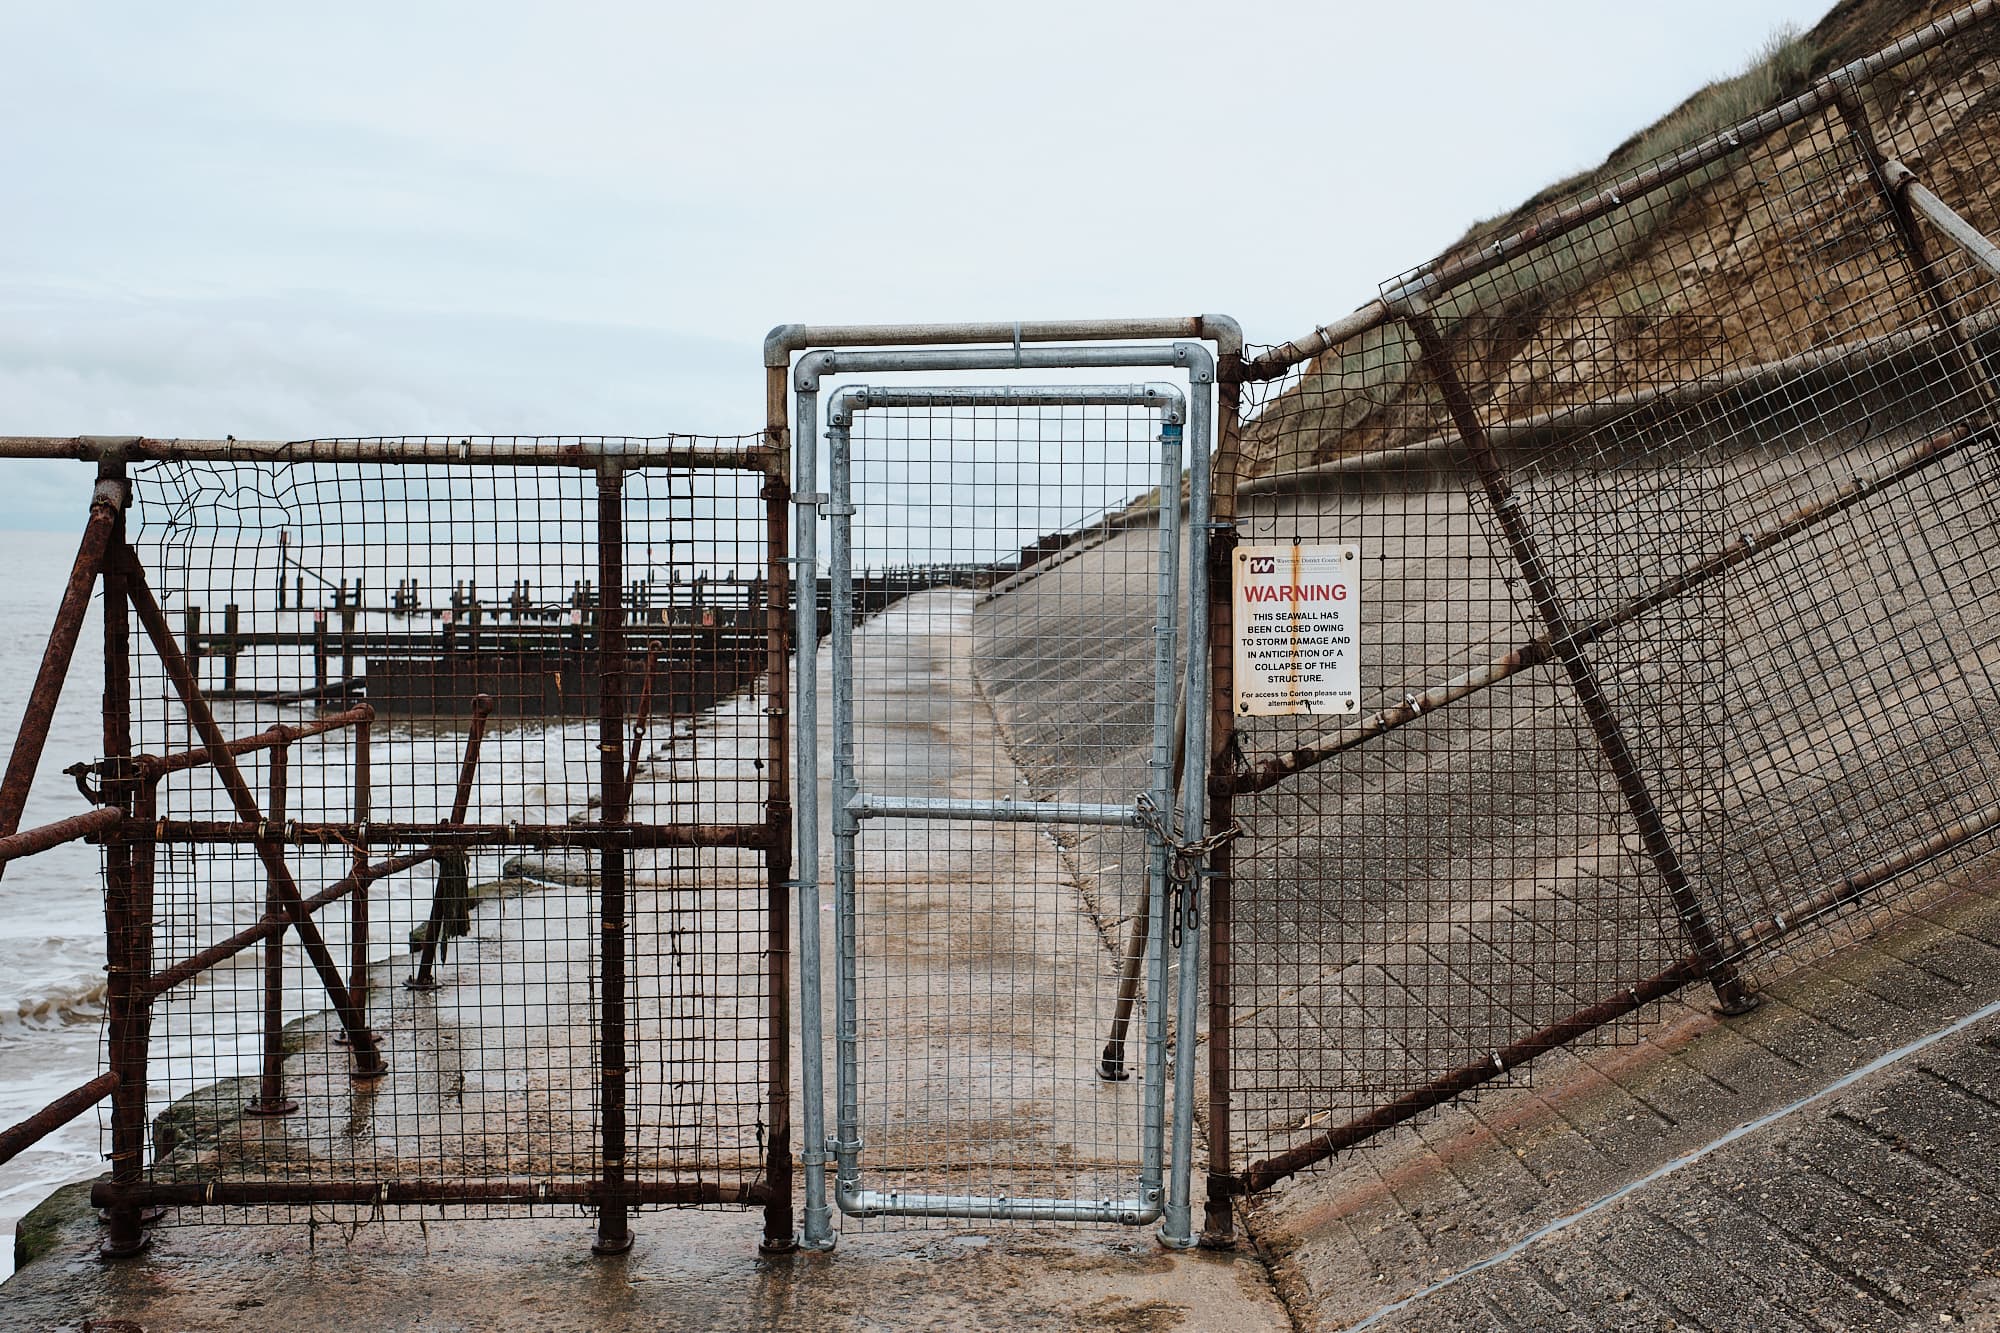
xmin=1433 ymin=26 xmax=1820 ymax=329
xmin=1249 ymin=28 xmax=1822 ymax=471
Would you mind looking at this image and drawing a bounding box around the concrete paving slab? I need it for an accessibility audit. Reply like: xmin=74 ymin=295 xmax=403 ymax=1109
xmin=1245 ymin=888 xmax=2000 ymax=1329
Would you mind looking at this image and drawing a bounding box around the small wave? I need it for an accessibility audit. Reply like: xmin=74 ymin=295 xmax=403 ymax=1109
xmin=1 ymin=975 xmax=107 ymax=1027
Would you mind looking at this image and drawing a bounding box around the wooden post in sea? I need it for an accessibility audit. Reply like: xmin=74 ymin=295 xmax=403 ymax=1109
xmin=222 ymin=603 xmax=240 ymax=693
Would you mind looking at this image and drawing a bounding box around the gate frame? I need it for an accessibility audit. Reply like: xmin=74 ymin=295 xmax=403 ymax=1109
xmin=817 ymin=379 xmax=1188 ymax=1234
xmin=776 ymin=324 xmax=1239 ymax=1251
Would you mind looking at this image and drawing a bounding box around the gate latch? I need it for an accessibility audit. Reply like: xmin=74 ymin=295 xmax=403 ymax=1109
xmin=1133 ymin=792 xmax=1242 ymax=944
xmin=1134 ymin=792 xmax=1242 ymax=887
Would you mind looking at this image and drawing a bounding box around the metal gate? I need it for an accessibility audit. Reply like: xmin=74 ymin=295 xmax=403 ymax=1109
xmin=790 ymin=345 xmax=1216 ymax=1248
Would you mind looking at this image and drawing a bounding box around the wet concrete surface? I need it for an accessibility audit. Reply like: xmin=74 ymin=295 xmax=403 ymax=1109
xmin=3 ymin=1203 xmax=1285 ymax=1332
xmin=826 ymin=594 xmax=1152 ymax=1201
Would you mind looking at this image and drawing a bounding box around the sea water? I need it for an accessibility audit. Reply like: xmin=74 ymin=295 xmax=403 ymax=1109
xmin=0 ymin=528 xmax=602 ymax=1279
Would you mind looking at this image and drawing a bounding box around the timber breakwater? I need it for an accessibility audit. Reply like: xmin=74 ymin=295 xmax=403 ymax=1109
xmin=177 ymin=565 xmax=992 ymax=718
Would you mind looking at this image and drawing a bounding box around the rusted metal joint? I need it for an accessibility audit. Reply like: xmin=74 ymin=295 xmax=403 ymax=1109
xmin=63 ymin=760 xmax=106 ymax=804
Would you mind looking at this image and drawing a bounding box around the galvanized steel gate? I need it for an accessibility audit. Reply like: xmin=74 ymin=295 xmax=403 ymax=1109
xmin=784 ymin=338 xmax=1220 ymax=1248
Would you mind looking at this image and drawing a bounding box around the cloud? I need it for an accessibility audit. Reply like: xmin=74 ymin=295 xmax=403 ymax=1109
xmin=0 ymin=285 xmax=760 ymax=526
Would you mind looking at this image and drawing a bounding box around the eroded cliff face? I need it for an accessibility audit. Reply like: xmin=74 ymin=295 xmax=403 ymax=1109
xmin=1239 ymin=0 xmax=2000 ymax=479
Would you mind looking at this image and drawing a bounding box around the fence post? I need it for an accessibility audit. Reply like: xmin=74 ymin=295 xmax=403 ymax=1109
xmin=222 ymin=603 xmax=240 ymax=694
xmin=340 ymin=597 xmax=357 ymax=686
xmin=1831 ymin=84 xmax=2000 ymax=420
xmin=313 ymin=612 xmax=328 ymax=698
xmin=247 ymin=735 xmax=298 ymax=1116
xmin=350 ymin=710 xmax=372 ymax=1007
xmin=759 ymin=372 xmax=799 ymax=1251
xmin=1403 ymin=308 xmax=1756 ymax=1015
xmin=97 ymin=461 xmax=153 ymax=1258
xmin=1202 ymin=357 xmax=1244 ymax=1248
xmin=592 ymin=464 xmax=633 ymax=1256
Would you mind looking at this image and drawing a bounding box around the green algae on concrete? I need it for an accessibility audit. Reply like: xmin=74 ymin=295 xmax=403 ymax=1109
xmin=13 ymin=1176 xmax=96 ymax=1274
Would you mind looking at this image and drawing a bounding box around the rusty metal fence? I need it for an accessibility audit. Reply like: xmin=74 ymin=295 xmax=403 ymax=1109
xmin=1199 ymin=0 xmax=2000 ymax=1242
xmin=0 ymin=436 xmax=796 ymax=1257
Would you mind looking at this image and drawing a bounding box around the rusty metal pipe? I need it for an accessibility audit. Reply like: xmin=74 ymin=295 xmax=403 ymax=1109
xmin=1102 ymin=691 xmax=1187 ymax=1082
xmin=1234 ymin=958 xmax=1706 ymax=1194
xmin=0 ymin=434 xmax=770 ymax=471
xmin=1240 ymin=302 xmax=1395 ymax=383
xmin=1835 ymin=98 xmax=2000 ymax=424
xmin=1200 ymin=474 xmax=1243 ymax=1247
xmin=118 ymin=550 xmax=385 ymax=1073
xmin=95 ymin=469 xmax=150 ymax=1260
xmin=145 ymin=850 xmax=437 ymax=999
xmin=0 ymin=1072 xmax=118 ymax=1169
xmin=246 ymin=742 xmax=297 ymax=1116
xmin=1895 ymin=160 xmax=2000 ymax=282
xmin=1737 ymin=799 xmax=2000 ymax=955
xmin=350 ymin=713 xmax=372 ymax=1003
xmin=622 ymin=640 xmax=662 ymax=804
xmin=0 ymin=807 xmax=121 ymax=864
xmin=92 ymin=1177 xmax=771 ymax=1209
xmin=1404 ymin=310 xmax=1753 ymax=1014
xmin=410 ymin=694 xmax=495 ymax=989
xmin=134 ymin=705 xmax=373 ymax=781
xmin=118 ymin=819 xmax=774 ymax=849
xmin=759 ymin=391 xmax=797 ymax=1252
xmin=593 ymin=465 xmax=632 ymax=1257
xmin=446 ymin=695 xmax=494 ymax=825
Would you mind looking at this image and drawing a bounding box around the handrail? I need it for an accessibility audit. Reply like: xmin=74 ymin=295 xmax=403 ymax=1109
xmin=133 ymin=706 xmax=374 ymax=781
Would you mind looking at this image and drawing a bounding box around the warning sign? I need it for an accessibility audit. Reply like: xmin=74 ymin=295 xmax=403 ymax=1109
xmin=1232 ymin=544 xmax=1360 ymax=717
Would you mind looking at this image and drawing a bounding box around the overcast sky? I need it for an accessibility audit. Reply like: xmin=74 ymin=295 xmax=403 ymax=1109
xmin=0 ymin=1 xmax=1833 ymax=528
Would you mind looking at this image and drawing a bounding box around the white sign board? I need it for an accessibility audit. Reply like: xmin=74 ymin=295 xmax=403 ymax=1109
xmin=1232 ymin=544 xmax=1360 ymax=717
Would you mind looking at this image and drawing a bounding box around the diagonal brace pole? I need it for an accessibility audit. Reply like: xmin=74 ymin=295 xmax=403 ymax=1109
xmin=1832 ymin=88 xmax=2000 ymax=421
xmin=0 ymin=485 xmax=120 ymax=875
xmin=408 ymin=692 xmax=494 ymax=990
xmin=117 ymin=545 xmax=386 ymax=1073
xmin=1404 ymin=309 xmax=1755 ymax=1015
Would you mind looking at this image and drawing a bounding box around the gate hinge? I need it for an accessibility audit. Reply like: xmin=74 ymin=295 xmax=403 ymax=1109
xmin=793 ymin=492 xmax=857 ymax=518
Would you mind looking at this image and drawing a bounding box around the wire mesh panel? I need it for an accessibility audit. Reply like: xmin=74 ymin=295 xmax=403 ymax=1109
xmin=100 ymin=439 xmax=780 ymax=1227
xmin=1212 ymin=9 xmax=2000 ymax=1203
xmin=829 ymin=395 xmax=1183 ymax=1225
